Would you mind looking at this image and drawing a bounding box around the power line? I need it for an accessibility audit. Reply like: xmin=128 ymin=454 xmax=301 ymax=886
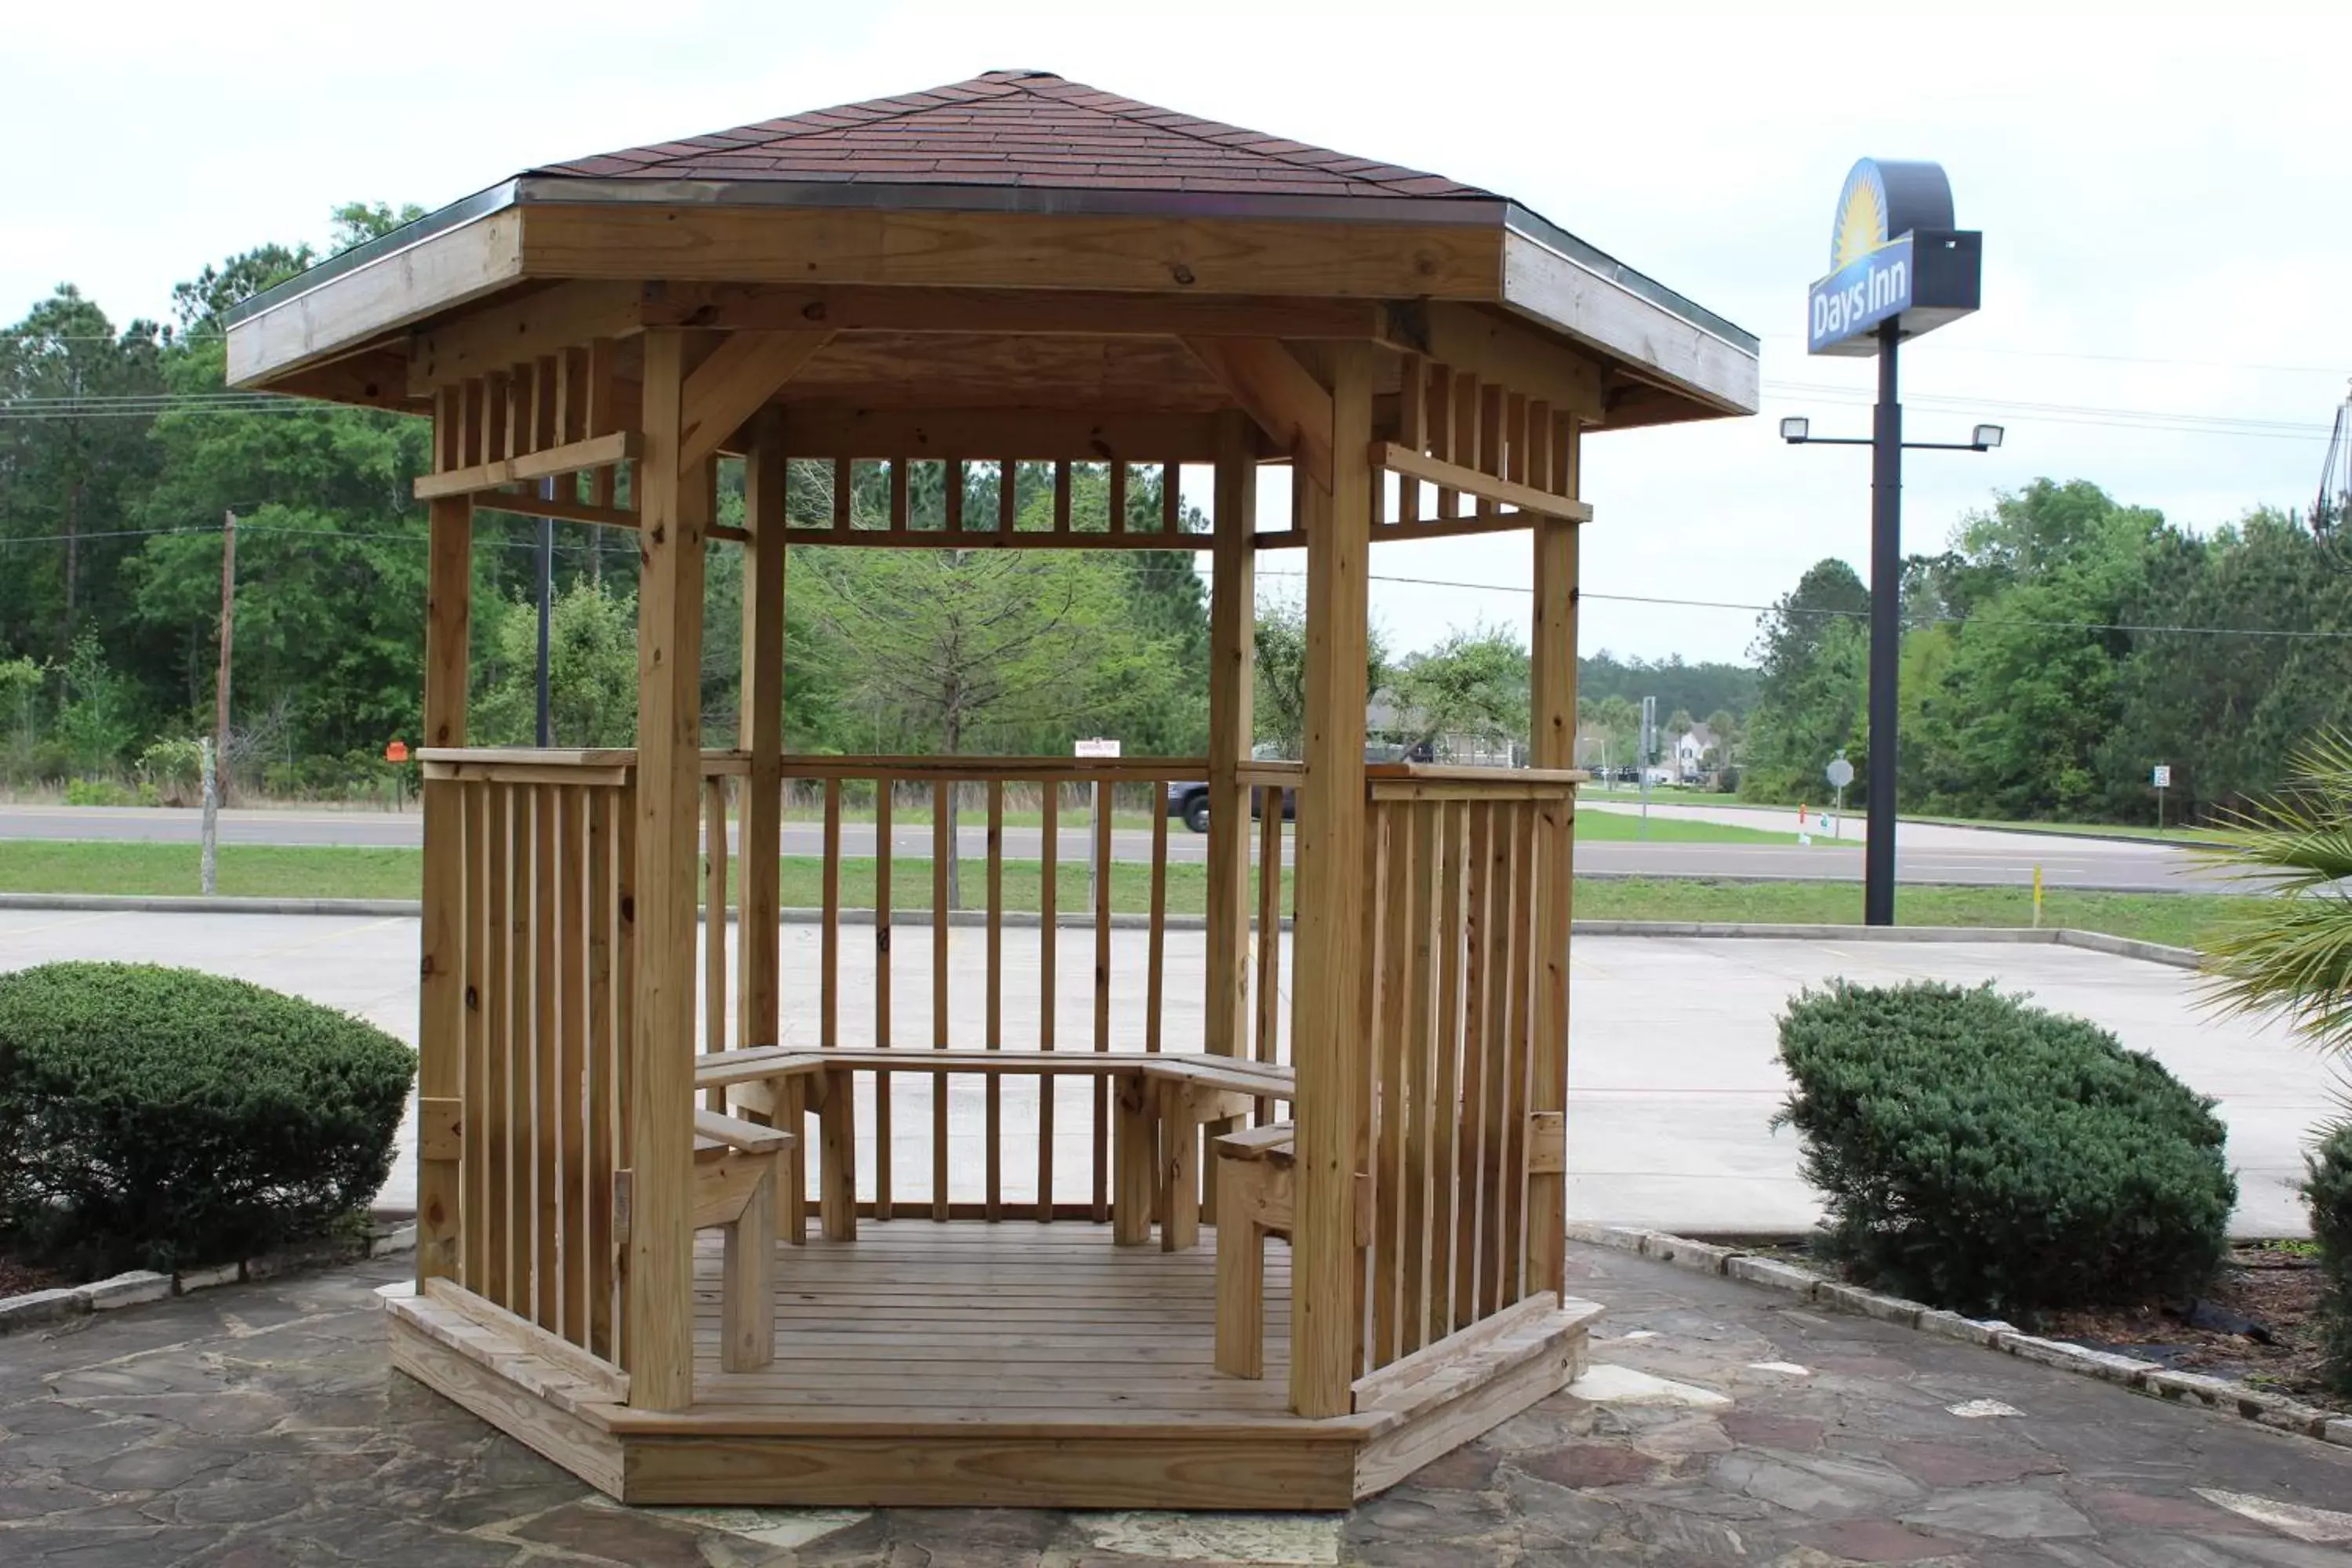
xmin=1759 ymin=332 xmax=2346 ymax=378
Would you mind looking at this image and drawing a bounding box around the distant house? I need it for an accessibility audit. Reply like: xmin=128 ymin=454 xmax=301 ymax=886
xmin=1673 ymin=722 xmax=1722 ymax=779
xmin=1366 ymin=688 xmax=1516 ymax=768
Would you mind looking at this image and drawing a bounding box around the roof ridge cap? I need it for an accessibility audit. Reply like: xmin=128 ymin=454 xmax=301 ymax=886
xmin=1025 ymin=78 xmax=1455 ymax=193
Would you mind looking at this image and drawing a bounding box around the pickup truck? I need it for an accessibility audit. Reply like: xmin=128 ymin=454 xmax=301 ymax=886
xmin=1163 ymin=778 xmax=1294 ymax=835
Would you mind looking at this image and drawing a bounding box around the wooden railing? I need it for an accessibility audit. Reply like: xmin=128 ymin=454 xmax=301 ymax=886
xmin=419 ymin=750 xmax=636 ymax=1371
xmin=705 ymin=754 xmax=1244 ymax=1221
xmin=1355 ymin=764 xmax=1579 ymax=1375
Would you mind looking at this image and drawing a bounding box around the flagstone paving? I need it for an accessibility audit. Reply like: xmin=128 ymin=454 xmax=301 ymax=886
xmin=2 ymin=1245 xmax=2349 ymax=1565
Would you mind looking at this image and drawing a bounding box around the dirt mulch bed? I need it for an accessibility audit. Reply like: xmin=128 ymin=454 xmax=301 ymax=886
xmin=2042 ymin=1247 xmax=2347 ymax=1415
xmin=0 ymin=1253 xmax=71 ymax=1298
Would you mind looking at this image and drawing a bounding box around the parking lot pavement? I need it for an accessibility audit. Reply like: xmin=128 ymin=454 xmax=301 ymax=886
xmin=0 ymin=910 xmax=2329 ymax=1236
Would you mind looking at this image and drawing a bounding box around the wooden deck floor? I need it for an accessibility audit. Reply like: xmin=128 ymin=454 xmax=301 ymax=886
xmin=685 ymin=1221 xmax=1296 ymax=1421
xmin=388 ymin=1221 xmax=1595 ymax=1509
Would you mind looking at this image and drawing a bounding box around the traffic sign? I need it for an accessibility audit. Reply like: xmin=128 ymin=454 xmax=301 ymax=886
xmin=2151 ymin=764 xmax=2171 ymax=789
xmin=1825 ymin=756 xmax=1855 ymax=789
xmin=385 ymin=739 xmax=409 ymax=764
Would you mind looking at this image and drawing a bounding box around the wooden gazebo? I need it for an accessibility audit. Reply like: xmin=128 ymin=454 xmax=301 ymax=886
xmin=226 ymin=71 xmax=1757 ymax=1509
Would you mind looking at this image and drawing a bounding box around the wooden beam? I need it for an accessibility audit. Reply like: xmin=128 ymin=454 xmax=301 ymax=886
xmin=1204 ymin=412 xmax=1255 ymax=1072
xmin=640 ymin=281 xmax=1398 ymax=340
xmin=1501 ymin=231 xmax=1758 ymax=420
xmin=758 ymin=404 xmax=1236 ymax=463
xmin=1289 ymin=343 xmax=1374 ymax=1420
xmin=228 ymin=209 xmax=524 ymax=390
xmin=677 ymin=331 xmax=833 ymax=469
xmin=1369 ymin=444 xmax=1592 ymax=523
xmin=626 ymin=328 xmax=709 ymax=1410
xmin=406 ymin=281 xmax=644 ymax=396
xmin=521 ymin=205 xmax=1504 ymax=300
xmin=415 ymin=431 xmax=639 ymax=500
xmin=1183 ymin=338 xmax=1335 ymax=491
xmin=1525 ymin=415 xmax=1579 ymax=1300
xmin=1413 ymin=303 xmax=1606 ymax=423
xmin=267 ymin=350 xmax=420 ymax=413
xmin=415 ymin=495 xmax=471 ymax=1290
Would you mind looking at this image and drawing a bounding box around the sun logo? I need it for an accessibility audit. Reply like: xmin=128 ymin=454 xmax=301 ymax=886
xmin=1831 ymin=164 xmax=1889 ymax=270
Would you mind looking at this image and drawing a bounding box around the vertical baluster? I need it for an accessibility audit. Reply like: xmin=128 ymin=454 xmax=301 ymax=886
xmin=890 ymin=456 xmax=909 ymax=538
xmin=822 ymin=779 xmax=841 ymax=1048
xmin=999 ymin=459 xmax=1018 ymax=534
xmin=558 ymin=786 xmax=588 ymax=1345
xmin=1161 ymin=462 xmax=1181 ymax=533
xmin=462 ymin=783 xmax=488 ymax=1293
xmin=1108 ymin=460 xmax=1127 ymax=535
xmin=483 ymin=784 xmax=511 ymax=1310
xmin=1145 ymin=786 xmax=1167 ymax=1054
xmin=586 ymin=784 xmax=615 ymax=1362
xmin=1053 ymin=459 xmax=1073 ymax=535
xmin=1455 ymin=803 xmax=1494 ymax=1327
xmin=1399 ymin=798 xmax=1438 ymax=1356
xmin=1500 ymin=800 xmax=1537 ymax=1307
xmin=874 ymin=776 xmax=894 ymax=1219
xmin=1253 ymin=786 xmax=1284 ymax=1122
xmin=1478 ymin=799 xmax=1515 ymax=1319
xmin=534 ymin=785 xmax=560 ymax=1332
xmin=1091 ymin=773 xmax=1113 ymax=1221
xmin=703 ymin=775 xmax=728 ymax=1109
xmin=1450 ymin=371 xmax=1480 ymax=519
xmin=612 ymin=777 xmax=636 ymax=1363
xmin=985 ymin=780 xmax=1004 ymax=1220
xmin=945 ymin=459 xmax=964 ymax=535
xmin=933 ymin=779 xmax=951 ymax=1221
xmin=832 ymin=456 xmax=853 ymax=535
xmin=1036 ymin=779 xmax=1058 ymax=1220
xmin=1427 ymin=363 xmax=1455 ymax=518
xmin=1396 ymin=354 xmax=1425 ymax=526
xmin=1374 ymin=800 xmax=1413 ymax=1368
xmin=1428 ymin=800 xmax=1464 ymax=1343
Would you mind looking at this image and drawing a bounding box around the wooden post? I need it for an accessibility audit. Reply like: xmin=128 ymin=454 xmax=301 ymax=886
xmin=738 ymin=410 xmax=786 ymax=1068
xmin=1288 ymin=343 xmax=1374 ymax=1418
xmin=1526 ymin=413 xmax=1580 ymax=1298
xmin=626 ymin=328 xmax=709 ymax=1410
xmin=1205 ymin=412 xmax=1256 ymax=1066
xmin=416 ymin=495 xmax=471 ymax=1287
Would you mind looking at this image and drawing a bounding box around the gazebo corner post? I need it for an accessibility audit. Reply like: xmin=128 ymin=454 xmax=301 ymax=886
xmin=1526 ymin=414 xmax=1581 ymax=1298
xmin=416 ymin=493 xmax=473 ymax=1289
xmin=625 ymin=327 xmax=710 ymax=1410
xmin=1204 ymin=410 xmax=1257 ymax=1069
xmin=1288 ymin=342 xmax=1374 ymax=1419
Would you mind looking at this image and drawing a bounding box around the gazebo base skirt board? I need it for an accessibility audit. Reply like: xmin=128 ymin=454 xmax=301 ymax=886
xmin=384 ymin=1221 xmax=1599 ymax=1509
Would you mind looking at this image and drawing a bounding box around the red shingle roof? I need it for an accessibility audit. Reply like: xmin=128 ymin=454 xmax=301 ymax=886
xmin=531 ymin=70 xmax=1497 ymax=203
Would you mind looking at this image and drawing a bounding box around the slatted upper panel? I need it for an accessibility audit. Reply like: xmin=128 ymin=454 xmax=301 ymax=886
xmin=533 ymin=70 xmax=1495 ymax=202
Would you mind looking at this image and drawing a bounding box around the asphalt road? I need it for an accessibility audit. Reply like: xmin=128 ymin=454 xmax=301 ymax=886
xmin=0 ymin=801 xmax=2230 ymax=892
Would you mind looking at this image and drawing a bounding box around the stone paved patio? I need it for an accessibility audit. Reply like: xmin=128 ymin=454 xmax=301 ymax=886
xmin=3 ymin=1246 xmax=2350 ymax=1566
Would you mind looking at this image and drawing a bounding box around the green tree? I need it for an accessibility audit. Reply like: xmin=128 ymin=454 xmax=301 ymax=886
xmin=1741 ymin=558 xmax=1870 ymax=801
xmin=473 ymin=578 xmax=641 ymax=747
xmin=1252 ymin=589 xmax=1390 ymax=760
xmin=1390 ymin=624 xmax=1527 ymax=757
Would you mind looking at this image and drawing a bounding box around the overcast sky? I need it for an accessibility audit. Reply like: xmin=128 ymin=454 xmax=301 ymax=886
xmin=9 ymin=4 xmax=2344 ymax=666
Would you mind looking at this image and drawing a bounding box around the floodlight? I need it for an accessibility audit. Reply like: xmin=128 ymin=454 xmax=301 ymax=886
xmin=1973 ymin=424 xmax=2004 ymax=450
xmin=1780 ymin=416 xmax=1810 ymax=443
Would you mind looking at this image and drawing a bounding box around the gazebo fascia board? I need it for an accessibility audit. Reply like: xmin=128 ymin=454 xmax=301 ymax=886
xmin=227 ymin=184 xmax=1756 ymax=427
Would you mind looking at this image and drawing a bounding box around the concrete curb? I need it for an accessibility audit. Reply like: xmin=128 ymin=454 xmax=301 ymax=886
xmin=0 ymin=1221 xmax=416 ymax=1337
xmin=0 ymin=893 xmax=2207 ymax=967
xmin=1570 ymin=1222 xmax=2351 ymax=1450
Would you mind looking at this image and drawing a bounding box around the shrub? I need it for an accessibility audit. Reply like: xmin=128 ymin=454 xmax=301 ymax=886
xmin=2309 ymin=1125 xmax=2352 ymax=1396
xmin=0 ymin=963 xmax=415 ymax=1275
xmin=1774 ymin=981 xmax=2234 ymax=1318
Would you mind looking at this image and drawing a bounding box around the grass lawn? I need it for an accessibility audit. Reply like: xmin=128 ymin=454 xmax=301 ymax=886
xmin=1570 ymin=811 xmax=1802 ymax=845
xmin=0 ymin=842 xmax=2252 ymax=949
xmin=1899 ymin=813 xmax=2234 ymax=845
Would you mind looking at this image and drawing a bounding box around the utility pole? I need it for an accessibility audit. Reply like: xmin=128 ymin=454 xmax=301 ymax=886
xmin=216 ymin=508 xmax=237 ymax=806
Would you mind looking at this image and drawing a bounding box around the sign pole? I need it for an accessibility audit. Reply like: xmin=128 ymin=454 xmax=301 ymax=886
xmin=1863 ymin=321 xmax=1903 ymax=925
xmin=199 ymin=736 xmax=218 ymax=896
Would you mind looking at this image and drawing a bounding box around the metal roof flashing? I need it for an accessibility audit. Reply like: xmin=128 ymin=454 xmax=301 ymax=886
xmin=224 ymin=181 xmax=519 ymax=328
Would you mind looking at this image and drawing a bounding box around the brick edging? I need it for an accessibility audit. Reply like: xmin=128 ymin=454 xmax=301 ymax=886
xmin=0 ymin=1221 xmax=416 ymax=1336
xmin=1570 ymin=1222 xmax=2352 ymax=1450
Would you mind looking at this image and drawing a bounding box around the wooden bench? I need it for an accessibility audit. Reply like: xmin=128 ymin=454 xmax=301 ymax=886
xmin=1213 ymin=1122 xmax=1295 ymax=1379
xmin=689 ymin=1109 xmax=794 ymax=1372
xmin=691 ymin=1047 xmax=1295 ymax=1250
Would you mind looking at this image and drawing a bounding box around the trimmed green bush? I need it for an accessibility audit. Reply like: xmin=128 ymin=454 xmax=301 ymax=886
xmin=2308 ymin=1124 xmax=2352 ymax=1396
xmin=1774 ymin=980 xmax=2234 ymax=1318
xmin=0 ymin=962 xmax=415 ymax=1275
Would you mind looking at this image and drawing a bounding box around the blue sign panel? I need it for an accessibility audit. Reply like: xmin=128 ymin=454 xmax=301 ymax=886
xmin=1806 ymin=158 xmax=1980 ymax=358
xmin=1809 ymin=233 xmax=1913 ymax=354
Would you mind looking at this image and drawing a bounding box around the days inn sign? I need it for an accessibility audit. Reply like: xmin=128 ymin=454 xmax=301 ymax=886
xmin=1807 ymin=159 xmax=1981 ymax=356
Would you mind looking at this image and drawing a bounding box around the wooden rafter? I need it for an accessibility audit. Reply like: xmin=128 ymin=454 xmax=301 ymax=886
xmin=1183 ymin=338 xmax=1334 ymax=491
xmin=677 ymin=331 xmax=832 ymax=468
xmin=407 ymin=281 xmax=644 ymax=395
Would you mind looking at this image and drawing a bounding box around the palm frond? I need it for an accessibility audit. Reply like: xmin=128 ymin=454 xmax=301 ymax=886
xmin=2198 ymin=728 xmax=2352 ymax=1063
